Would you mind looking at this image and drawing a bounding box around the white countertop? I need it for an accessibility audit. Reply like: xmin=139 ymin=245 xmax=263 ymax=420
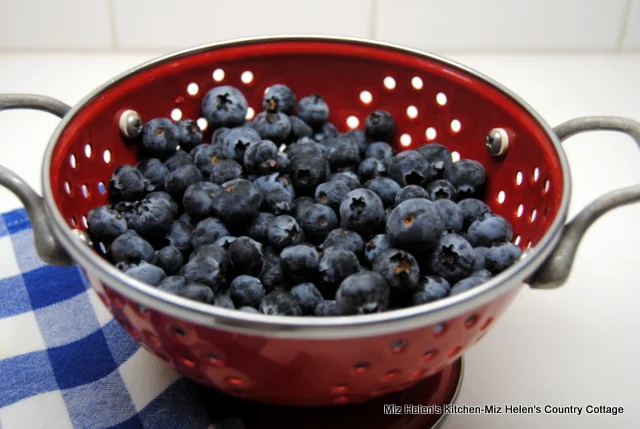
xmin=1 ymin=52 xmax=639 ymax=428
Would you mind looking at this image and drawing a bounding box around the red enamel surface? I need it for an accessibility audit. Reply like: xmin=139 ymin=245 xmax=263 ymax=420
xmin=52 ymin=39 xmax=564 ymax=405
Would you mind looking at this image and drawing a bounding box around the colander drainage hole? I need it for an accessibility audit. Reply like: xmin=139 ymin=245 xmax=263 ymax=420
xmin=81 ymin=184 xmax=89 ymax=198
xmin=64 ymin=181 xmax=71 ymax=195
xmin=411 ymin=368 xmax=427 ymax=379
xmin=543 ymin=180 xmax=550 ymax=194
xmin=346 ymin=115 xmax=360 ymax=129
xmin=497 ymin=190 xmax=506 ymax=204
xmin=389 ymin=339 xmax=407 ymax=354
xmin=411 ymin=76 xmax=423 ymax=90
xmin=207 ymin=353 xmax=223 ymax=367
xmin=425 ymin=127 xmax=437 ymax=141
xmin=98 ymin=182 xmax=106 ymax=194
xmin=359 ymin=90 xmax=373 ymax=104
xmin=450 ymin=119 xmax=461 ymax=133
xmin=464 ymin=314 xmax=478 ymax=329
xmin=516 ymin=204 xmax=524 ymax=217
xmin=103 ymin=149 xmax=112 ymax=164
xmin=187 ymin=82 xmax=199 ymax=95
xmin=480 ymin=317 xmax=494 ymax=330
xmin=81 ymin=215 xmax=88 ymax=228
xmin=514 ymin=235 xmax=521 ymax=245
xmin=245 ymin=107 xmax=255 ymax=120
xmin=383 ymin=76 xmax=396 ymax=90
xmin=332 ymin=384 xmax=349 ymax=394
xmin=383 ymin=369 xmax=401 ymax=380
xmin=241 ymin=71 xmax=254 ymax=84
xmin=436 ymin=92 xmax=448 ymax=106
xmin=447 ymin=346 xmax=462 ymax=358
xmin=400 ymin=133 xmax=412 ymax=147
xmin=84 ymin=144 xmax=92 ymax=158
xmin=352 ymin=361 xmax=370 ymax=374
xmin=533 ymin=167 xmax=540 ymax=182
xmin=225 ymin=376 xmax=244 ymax=386
xmin=212 ymin=68 xmax=225 ymax=82
xmin=451 ymin=151 xmax=460 ymax=162
xmin=432 ymin=322 xmax=446 ymax=336
xmin=197 ymin=118 xmax=208 ymax=131
xmin=171 ymin=108 xmax=182 ymax=121
xmin=177 ymin=356 xmax=196 ymax=369
xmin=69 ymin=154 xmax=77 ymax=168
xmin=406 ymin=105 xmax=418 ymax=119
xmin=422 ymin=349 xmax=437 ymax=361
xmin=170 ymin=325 xmax=186 ymax=337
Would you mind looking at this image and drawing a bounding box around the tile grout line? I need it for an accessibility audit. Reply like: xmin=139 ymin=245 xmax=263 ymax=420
xmin=617 ymin=0 xmax=634 ymax=51
xmin=107 ymin=0 xmax=118 ymax=51
xmin=369 ymin=0 xmax=379 ymax=40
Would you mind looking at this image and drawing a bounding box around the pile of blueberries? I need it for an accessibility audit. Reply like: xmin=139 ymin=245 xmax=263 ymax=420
xmin=87 ymin=83 xmax=522 ymax=317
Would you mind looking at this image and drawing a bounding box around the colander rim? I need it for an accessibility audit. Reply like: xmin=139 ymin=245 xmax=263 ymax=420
xmin=41 ymin=35 xmax=571 ymax=339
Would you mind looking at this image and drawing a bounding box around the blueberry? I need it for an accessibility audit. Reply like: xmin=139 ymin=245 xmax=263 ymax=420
xmin=289 ymin=153 xmax=330 ymax=195
xmin=276 ymin=152 xmax=289 ymax=173
xmin=365 ymin=110 xmax=395 ymax=142
xmin=202 ymin=85 xmax=248 ymax=129
xmin=416 ymin=143 xmax=452 ymax=177
xmin=383 ymin=206 xmax=393 ymax=226
xmin=433 ymin=199 xmax=464 ymax=233
xmin=319 ymin=246 xmax=360 ymax=290
xmin=280 ymin=244 xmax=319 ymax=284
xmin=210 ymin=159 xmax=243 ymax=185
xmin=87 ymin=205 xmax=128 ymax=243
xmin=292 ymin=196 xmax=315 ymax=223
xmin=146 ymin=191 xmax=179 ymax=218
xmin=314 ymin=122 xmax=339 ymax=142
xmin=158 ymin=275 xmax=187 ymax=294
xmin=364 ymin=234 xmax=392 ymax=265
xmin=222 ymin=127 xmax=261 ymax=163
xmin=164 ymin=164 xmax=203 ymax=201
xmin=290 ymin=283 xmax=323 ymax=315
xmin=229 ymin=275 xmax=265 ymax=308
xmin=297 ymin=95 xmax=329 ymax=128
xmin=412 ymin=275 xmax=451 ymax=305
xmin=243 ymin=140 xmax=278 ymax=174
xmin=288 ymin=116 xmax=314 ymax=140
xmin=193 ymin=144 xmax=225 ymax=177
xmin=357 ymin=158 xmax=386 ymax=182
xmin=315 ymin=300 xmax=342 ymax=316
xmin=372 ymin=249 xmax=420 ymax=298
xmin=339 ymin=189 xmax=385 ymax=235
xmin=485 ymin=242 xmax=522 ymax=274
xmin=183 ymin=181 xmax=220 ymax=220
xmin=212 ymin=179 xmax=263 ymax=223
xmin=229 ymin=236 xmax=263 ymax=276
xmin=330 ymin=171 xmax=361 ymax=191
xmin=124 ymin=261 xmax=166 ymax=286
xmin=252 ymin=112 xmax=292 ymax=144
xmin=211 ymin=127 xmax=230 ymax=148
xmin=129 ymin=197 xmax=173 ymax=239
xmin=164 ymin=220 xmax=193 ymax=255
xmin=313 ymin=181 xmax=347 ymax=213
xmin=110 ymin=230 xmax=156 ymax=264
xmin=443 ymin=159 xmax=486 ymax=198
xmin=388 ymin=151 xmax=436 ymax=187
xmin=244 ymin=212 xmax=275 ymax=243
xmin=300 ymin=203 xmax=338 ymax=242
xmin=263 ymin=84 xmax=296 ymax=114
xmin=467 ymin=213 xmax=513 ymax=247
xmin=260 ymin=290 xmax=302 ymax=316
xmin=386 ymin=198 xmax=445 ymax=251
xmin=366 ymin=141 xmax=395 ymax=161
xmin=182 ymin=255 xmax=223 ymax=291
xmin=253 ymin=172 xmax=294 ymax=197
xmin=175 ymin=119 xmax=203 ymax=152
xmin=110 ymin=165 xmax=147 ymax=202
xmin=137 ymin=158 xmax=169 ymax=191
xmin=263 ymin=187 xmax=295 ymax=215
xmin=164 ymin=150 xmax=194 ymax=172
xmin=155 ymin=246 xmax=184 ymax=275
xmin=322 ymin=229 xmax=365 ymax=260
xmin=141 ymin=118 xmax=179 ymax=159
xmin=472 ymin=246 xmax=490 ymax=270
xmin=395 ymin=185 xmax=429 ymax=206
xmin=285 ymin=140 xmax=327 ymax=158
xmin=426 ymin=179 xmax=457 ymax=201
xmin=215 ymin=235 xmax=237 ymax=250
xmin=365 ymin=177 xmax=401 ymax=208
xmin=471 ymin=269 xmax=493 ymax=280
xmin=215 ymin=293 xmax=235 ymax=309
xmin=458 ymin=198 xmax=492 ymax=230
xmin=336 ymin=272 xmax=390 ymax=314
xmin=177 ymin=283 xmax=215 ymax=304
xmin=325 ymin=135 xmax=361 ymax=171
xmin=178 ymin=212 xmax=197 ymax=228
xmin=345 ymin=129 xmax=369 ymax=157
xmin=188 ymin=244 xmax=231 ymax=280
xmin=191 ymin=217 xmax=230 ymax=248
xmin=268 ymin=215 xmax=303 ymax=250
xmin=259 ymin=258 xmax=283 ymax=292
xmin=428 ymin=233 xmax=475 ymax=283
xmin=239 ymin=306 xmax=259 ymax=313
xmin=450 ymin=276 xmax=485 ymax=296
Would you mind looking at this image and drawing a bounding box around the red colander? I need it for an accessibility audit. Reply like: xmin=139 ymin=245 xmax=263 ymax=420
xmin=1 ymin=36 xmax=639 ymax=407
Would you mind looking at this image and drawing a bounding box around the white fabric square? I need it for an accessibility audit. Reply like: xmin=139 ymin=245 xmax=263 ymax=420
xmin=0 ymin=390 xmax=73 ymax=429
xmin=119 ymin=348 xmax=180 ymax=411
xmin=0 ymin=311 xmax=46 ymax=359
xmin=86 ymin=289 xmax=113 ymax=327
xmin=0 ymin=236 xmax=20 ymax=280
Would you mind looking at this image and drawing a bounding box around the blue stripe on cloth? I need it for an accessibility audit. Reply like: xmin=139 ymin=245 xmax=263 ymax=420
xmin=47 ymin=329 xmax=118 ymax=389
xmin=137 ymin=379 xmax=211 ymax=429
xmin=62 ymin=369 xmax=138 ymax=429
xmin=0 ymin=350 xmax=59 ymax=407
xmin=1 ymin=209 xmax=32 ymax=236
xmin=10 ymin=228 xmax=48 ymax=273
xmin=23 ymin=265 xmax=87 ymax=310
xmin=0 ymin=274 xmax=32 ymax=318
xmin=101 ymin=319 xmax=140 ymax=367
xmin=106 ymin=414 xmax=144 ymax=429
xmin=35 ymin=291 xmax=101 ymax=348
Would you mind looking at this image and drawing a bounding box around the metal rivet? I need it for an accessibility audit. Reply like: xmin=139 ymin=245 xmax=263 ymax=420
xmin=72 ymin=229 xmax=93 ymax=247
xmin=485 ymin=128 xmax=509 ymax=156
xmin=119 ymin=109 xmax=143 ymax=138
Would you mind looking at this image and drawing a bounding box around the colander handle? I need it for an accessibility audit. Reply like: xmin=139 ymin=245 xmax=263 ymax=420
xmin=0 ymin=93 xmax=73 ymax=266
xmin=530 ymin=116 xmax=640 ymax=289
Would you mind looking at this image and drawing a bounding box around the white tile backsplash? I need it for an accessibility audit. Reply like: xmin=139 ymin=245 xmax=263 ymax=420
xmin=376 ymin=0 xmax=628 ymax=52
xmin=623 ymin=0 xmax=640 ymax=49
xmin=0 ymin=0 xmax=112 ymax=50
xmin=112 ymin=0 xmax=372 ymax=50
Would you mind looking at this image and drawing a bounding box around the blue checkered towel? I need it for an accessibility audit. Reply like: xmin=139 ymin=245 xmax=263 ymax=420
xmin=0 ymin=208 xmax=247 ymax=429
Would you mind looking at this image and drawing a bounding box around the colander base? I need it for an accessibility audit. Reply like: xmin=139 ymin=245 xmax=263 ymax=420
xmin=195 ymin=358 xmax=463 ymax=428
